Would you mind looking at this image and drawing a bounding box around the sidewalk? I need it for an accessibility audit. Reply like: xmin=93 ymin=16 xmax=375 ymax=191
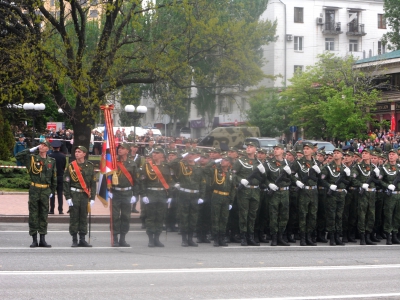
xmin=0 ymin=192 xmax=141 ymax=223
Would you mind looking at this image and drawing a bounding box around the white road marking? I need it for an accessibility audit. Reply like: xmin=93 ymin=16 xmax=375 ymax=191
xmin=0 ymin=247 xmax=129 ymax=250
xmin=0 ymin=264 xmax=399 ymax=275
xmin=222 ymin=293 xmax=400 ymax=300
xmin=0 ymin=231 xmax=145 ymax=233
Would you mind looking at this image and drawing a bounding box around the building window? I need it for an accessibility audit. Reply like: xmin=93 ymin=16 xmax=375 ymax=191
xmin=349 ymin=39 xmax=358 ymax=52
xmin=294 ymin=7 xmax=303 ymax=23
xmin=89 ymin=9 xmax=98 ymax=18
xmin=378 ymin=41 xmax=386 ymax=55
xmin=294 ymin=65 xmax=303 ymax=74
xmin=325 ymin=10 xmax=335 ymax=31
xmin=294 ymin=36 xmax=303 ymax=51
xmin=378 ymin=14 xmax=386 ymax=29
xmin=348 ymin=11 xmax=359 ymax=32
xmin=325 ymin=38 xmax=334 ymax=51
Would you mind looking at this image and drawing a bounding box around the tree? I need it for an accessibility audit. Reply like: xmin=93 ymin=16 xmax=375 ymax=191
xmin=0 ymin=110 xmax=14 ymax=160
xmin=382 ymin=0 xmax=400 ymax=50
xmin=0 ymin=0 xmax=277 ymax=151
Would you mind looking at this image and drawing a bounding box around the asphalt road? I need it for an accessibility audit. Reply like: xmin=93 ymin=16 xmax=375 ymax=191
xmin=1 ymin=223 xmax=400 ymax=300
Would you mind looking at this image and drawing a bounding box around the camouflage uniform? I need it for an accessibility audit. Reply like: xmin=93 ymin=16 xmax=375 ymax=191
xmin=342 ymin=163 xmax=358 ymax=242
xmin=15 ymin=149 xmax=56 ymax=240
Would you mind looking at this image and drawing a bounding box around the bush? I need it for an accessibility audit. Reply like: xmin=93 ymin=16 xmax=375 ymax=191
xmin=0 ymin=160 xmax=30 ymax=189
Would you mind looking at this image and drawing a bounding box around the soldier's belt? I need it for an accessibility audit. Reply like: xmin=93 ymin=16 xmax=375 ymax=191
xmin=348 ymin=187 xmax=357 ymax=190
xmin=376 ymin=189 xmax=383 ymax=193
xmin=71 ymin=187 xmax=85 ymax=193
xmin=179 ymin=188 xmax=199 ymax=193
xmin=318 ymin=187 xmax=325 ymax=190
xmin=336 ymin=189 xmax=346 ymax=192
xmin=279 ymin=187 xmax=289 ymax=191
xmin=113 ymin=186 xmax=132 ymax=191
xmin=365 ymin=188 xmax=376 ymax=192
xmin=213 ymin=190 xmax=230 ymax=196
xmin=31 ymin=182 xmax=49 ymax=188
xmin=246 ymin=185 xmax=259 ymax=189
xmin=147 ymin=187 xmax=165 ymax=191
xmin=304 ymin=186 xmax=317 ymax=190
xmin=392 ymin=191 xmax=399 ymax=195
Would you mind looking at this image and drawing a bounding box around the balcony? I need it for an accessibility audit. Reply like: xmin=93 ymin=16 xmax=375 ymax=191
xmin=322 ymin=22 xmax=342 ymax=35
xmin=346 ymin=23 xmax=366 ymax=36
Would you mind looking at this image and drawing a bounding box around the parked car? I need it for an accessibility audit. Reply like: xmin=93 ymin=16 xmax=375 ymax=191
xmin=294 ymin=139 xmax=335 ymax=153
xmin=243 ymin=137 xmax=280 ymax=151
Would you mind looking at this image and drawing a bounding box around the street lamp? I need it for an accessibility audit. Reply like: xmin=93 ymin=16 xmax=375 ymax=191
xmin=124 ymin=105 xmax=148 ymax=143
xmin=23 ymin=102 xmax=46 ymax=146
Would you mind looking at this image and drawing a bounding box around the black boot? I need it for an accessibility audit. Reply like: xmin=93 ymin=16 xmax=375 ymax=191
xmin=240 ymin=233 xmax=248 ymax=246
xmin=329 ymin=232 xmax=336 ymax=246
xmin=30 ymin=234 xmax=38 ymax=248
xmin=342 ymin=230 xmax=348 ymax=243
xmin=141 ymin=218 xmax=146 ymax=229
xmin=294 ymin=232 xmax=300 ymax=240
xmin=392 ymin=231 xmax=400 ymax=244
xmin=71 ymin=234 xmax=78 ymax=247
xmin=270 ymin=234 xmax=277 ymax=246
xmin=154 ymin=233 xmax=164 ymax=247
xmin=112 ymin=234 xmax=119 ymax=247
xmin=78 ymin=233 xmax=92 ymax=247
xmin=254 ymin=231 xmax=260 ymax=244
xmin=335 ymin=232 xmax=345 ymax=246
xmin=287 ymin=232 xmax=296 ymax=243
xmin=386 ymin=232 xmax=392 ymax=245
xmin=306 ymin=233 xmax=317 ymax=246
xmin=219 ymin=234 xmax=228 ymax=247
xmin=348 ymin=229 xmax=357 ymax=243
xmin=365 ymin=233 xmax=377 ymax=245
xmin=247 ymin=233 xmax=260 ymax=246
xmin=277 ymin=232 xmax=290 ymax=246
xmin=300 ymin=233 xmax=307 ymax=246
xmin=360 ymin=233 xmax=366 ymax=245
xmin=188 ymin=233 xmax=198 ymax=247
xmin=259 ymin=231 xmax=269 ymax=243
xmin=196 ymin=232 xmax=203 ymax=243
xmin=181 ymin=233 xmax=188 ymax=247
xmin=119 ymin=233 xmax=131 ymax=247
xmin=375 ymin=231 xmax=383 ymax=240
xmin=370 ymin=232 xmax=380 ymax=243
xmin=317 ymin=231 xmax=328 ymax=243
xmin=213 ymin=234 xmax=219 ymax=247
xmin=230 ymin=233 xmax=241 ymax=243
xmin=39 ymin=234 xmax=51 ymax=248
xmin=380 ymin=231 xmax=387 ymax=239
xmin=147 ymin=233 xmax=155 ymax=247
xmin=265 ymin=232 xmax=272 ymax=241
xmin=311 ymin=231 xmax=317 ymax=244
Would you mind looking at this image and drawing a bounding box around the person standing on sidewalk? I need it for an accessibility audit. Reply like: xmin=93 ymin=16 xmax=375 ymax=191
xmin=63 ymin=146 xmax=96 ymax=247
xmin=15 ymin=141 xmax=56 ymax=248
xmin=48 ymin=140 xmax=66 ymax=214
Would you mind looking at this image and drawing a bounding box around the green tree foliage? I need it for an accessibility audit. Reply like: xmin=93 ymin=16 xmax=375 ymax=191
xmin=0 ymin=110 xmax=14 ymax=160
xmin=382 ymin=0 xmax=400 ymax=50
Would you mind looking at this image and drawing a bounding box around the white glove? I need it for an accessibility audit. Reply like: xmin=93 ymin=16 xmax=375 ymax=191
xmin=362 ymin=183 xmax=369 ymax=190
xmin=108 ymin=192 xmax=113 ymax=199
xmin=174 ymin=183 xmax=180 ymax=189
xmin=142 ymin=196 xmax=149 ymax=204
xmin=312 ymin=165 xmax=321 ymax=174
xmin=90 ymin=200 xmax=95 ymax=207
xmin=181 ymin=152 xmax=189 ymax=158
xmin=240 ymin=179 xmax=249 ymax=186
xmin=66 ymin=199 xmax=73 ymax=206
xmin=166 ymin=198 xmax=172 ymax=204
xmin=131 ymin=196 xmax=136 ymax=204
xmin=296 ymin=180 xmax=304 ymax=189
xmin=388 ymin=184 xmax=396 ymax=191
xmin=283 ymin=165 xmax=291 ymax=175
xmin=198 ymin=198 xmax=204 ymax=204
xmin=329 ymin=185 xmax=337 ymax=191
xmin=229 ymin=205 xmax=232 ymax=210
xmin=268 ymin=183 xmax=279 ymax=191
xmin=49 ymin=194 xmax=53 ymax=199
xmin=214 ymin=158 xmax=222 ymax=163
xmin=373 ymin=167 xmax=380 ymax=177
xmin=344 ymin=167 xmax=350 ymax=176
xmin=29 ymin=146 xmax=39 ymax=152
xmin=257 ymin=164 xmax=266 ymax=174
xmin=194 ymin=157 xmax=200 ymax=162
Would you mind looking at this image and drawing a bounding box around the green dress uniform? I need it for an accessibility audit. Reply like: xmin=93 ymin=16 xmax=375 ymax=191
xmin=63 ymin=160 xmax=96 ymax=246
xmin=139 ymin=159 xmax=173 ymax=247
xmin=111 ymin=157 xmax=138 ymax=247
xmin=210 ymin=165 xmax=236 ymax=246
xmin=15 ymin=148 xmax=56 ymax=247
xmin=342 ymin=163 xmax=358 ymax=243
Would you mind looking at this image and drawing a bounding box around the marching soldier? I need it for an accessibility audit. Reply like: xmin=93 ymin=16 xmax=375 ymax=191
xmin=254 ymin=148 xmax=269 ymax=243
xmin=109 ymin=143 xmax=138 ymax=247
xmin=15 ymin=141 xmax=56 ymax=248
xmin=144 ymin=139 xmax=155 ymax=156
xmin=129 ymin=143 xmax=144 ymax=213
xmin=64 ymin=146 xmax=96 ymax=247
xmin=342 ymin=151 xmax=358 ymax=243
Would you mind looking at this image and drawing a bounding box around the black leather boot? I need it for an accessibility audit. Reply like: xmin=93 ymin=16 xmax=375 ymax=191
xmin=306 ymin=233 xmax=317 ymax=246
xmin=219 ymin=234 xmax=228 ymax=247
xmin=335 ymin=232 xmax=345 ymax=246
xmin=365 ymin=233 xmax=377 ymax=245
xmin=154 ymin=233 xmax=164 ymax=247
xmin=300 ymin=233 xmax=307 ymax=246
xmin=254 ymin=231 xmax=260 ymax=244
xmin=287 ymin=232 xmax=296 ymax=243
xmin=148 ymin=233 xmax=155 ymax=247
xmin=30 ymin=234 xmax=38 ymax=248
xmin=78 ymin=233 xmax=92 ymax=247
xmin=259 ymin=232 xmax=269 ymax=243
xmin=329 ymin=232 xmax=336 ymax=246
xmin=270 ymin=234 xmax=277 ymax=246
xmin=71 ymin=234 xmax=78 ymax=247
xmin=181 ymin=232 xmax=188 ymax=247
xmin=39 ymin=234 xmax=51 ymax=248
xmin=317 ymin=231 xmax=328 ymax=243
xmin=392 ymin=231 xmax=400 ymax=244
xmin=213 ymin=234 xmax=219 ymax=247
xmin=348 ymin=229 xmax=357 ymax=243
xmin=188 ymin=233 xmax=198 ymax=247
xmin=311 ymin=231 xmax=317 ymax=244
xmin=386 ymin=232 xmax=392 ymax=245
xmin=230 ymin=233 xmax=241 ymax=243
xmin=277 ymin=232 xmax=290 ymax=246
xmin=240 ymin=233 xmax=248 ymax=246
xmin=359 ymin=233 xmax=366 ymax=245
xmin=112 ymin=234 xmax=119 ymax=247
xmin=247 ymin=233 xmax=260 ymax=246
xmin=119 ymin=233 xmax=131 ymax=247
xmin=370 ymin=232 xmax=380 ymax=243
xmin=342 ymin=230 xmax=348 ymax=243
xmin=196 ymin=231 xmax=203 ymax=243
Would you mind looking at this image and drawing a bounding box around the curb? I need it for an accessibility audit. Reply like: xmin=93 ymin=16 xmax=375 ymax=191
xmin=0 ymin=191 xmax=29 ymax=195
xmin=0 ymin=214 xmax=141 ymax=224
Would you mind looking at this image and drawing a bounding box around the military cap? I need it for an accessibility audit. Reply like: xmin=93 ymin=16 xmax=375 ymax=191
xmin=286 ymin=150 xmax=296 ymax=157
xmin=257 ymin=148 xmax=267 ymax=154
xmin=344 ymin=151 xmax=353 ymax=157
xmin=326 ymin=152 xmax=333 ymax=156
xmin=388 ymin=148 xmax=397 ymax=154
xmin=167 ymin=150 xmax=177 ymax=155
xmin=19 ymin=134 xmax=25 ymax=138
xmin=296 ymin=149 xmax=303 ymax=154
xmin=152 ymin=147 xmax=165 ymax=153
xmin=209 ymin=147 xmax=221 ymax=153
xmin=228 ymin=147 xmax=238 ymax=152
xmin=273 ymin=143 xmax=285 ymax=150
xmin=362 ymin=148 xmax=372 ymax=154
xmin=342 ymin=145 xmax=350 ymax=152
xmin=303 ymin=142 xmax=314 ymax=149
xmin=371 ymin=151 xmax=379 ymax=157
xmin=40 ymin=140 xmax=52 ymax=148
xmin=318 ymin=146 xmax=326 ymax=151
xmin=221 ymin=155 xmax=232 ymax=164
xmin=119 ymin=142 xmax=131 ymax=149
xmin=75 ymin=145 xmax=88 ymax=153
xmin=192 ymin=139 xmax=198 ymax=143
xmin=130 ymin=143 xmax=139 ymax=147
xmin=333 ymin=148 xmax=343 ymax=153
xmin=200 ymin=151 xmax=210 ymax=158
xmin=245 ymin=141 xmax=257 ymax=147
xmin=51 ymin=140 xmax=62 ymax=148
xmin=317 ymin=150 xmax=326 ymax=156
xmin=353 ymin=151 xmax=362 ymax=158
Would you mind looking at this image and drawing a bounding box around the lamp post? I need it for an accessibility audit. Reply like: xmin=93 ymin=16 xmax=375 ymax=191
xmin=124 ymin=105 xmax=148 ymax=143
xmin=23 ymin=102 xmax=46 ymax=146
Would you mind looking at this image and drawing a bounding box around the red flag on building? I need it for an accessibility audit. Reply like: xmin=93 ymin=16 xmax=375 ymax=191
xmin=391 ymin=115 xmax=396 ymax=132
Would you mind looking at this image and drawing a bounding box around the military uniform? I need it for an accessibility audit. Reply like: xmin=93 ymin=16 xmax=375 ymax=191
xmin=14 ymin=137 xmax=27 ymax=166
xmin=15 ymin=145 xmax=56 ymax=247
